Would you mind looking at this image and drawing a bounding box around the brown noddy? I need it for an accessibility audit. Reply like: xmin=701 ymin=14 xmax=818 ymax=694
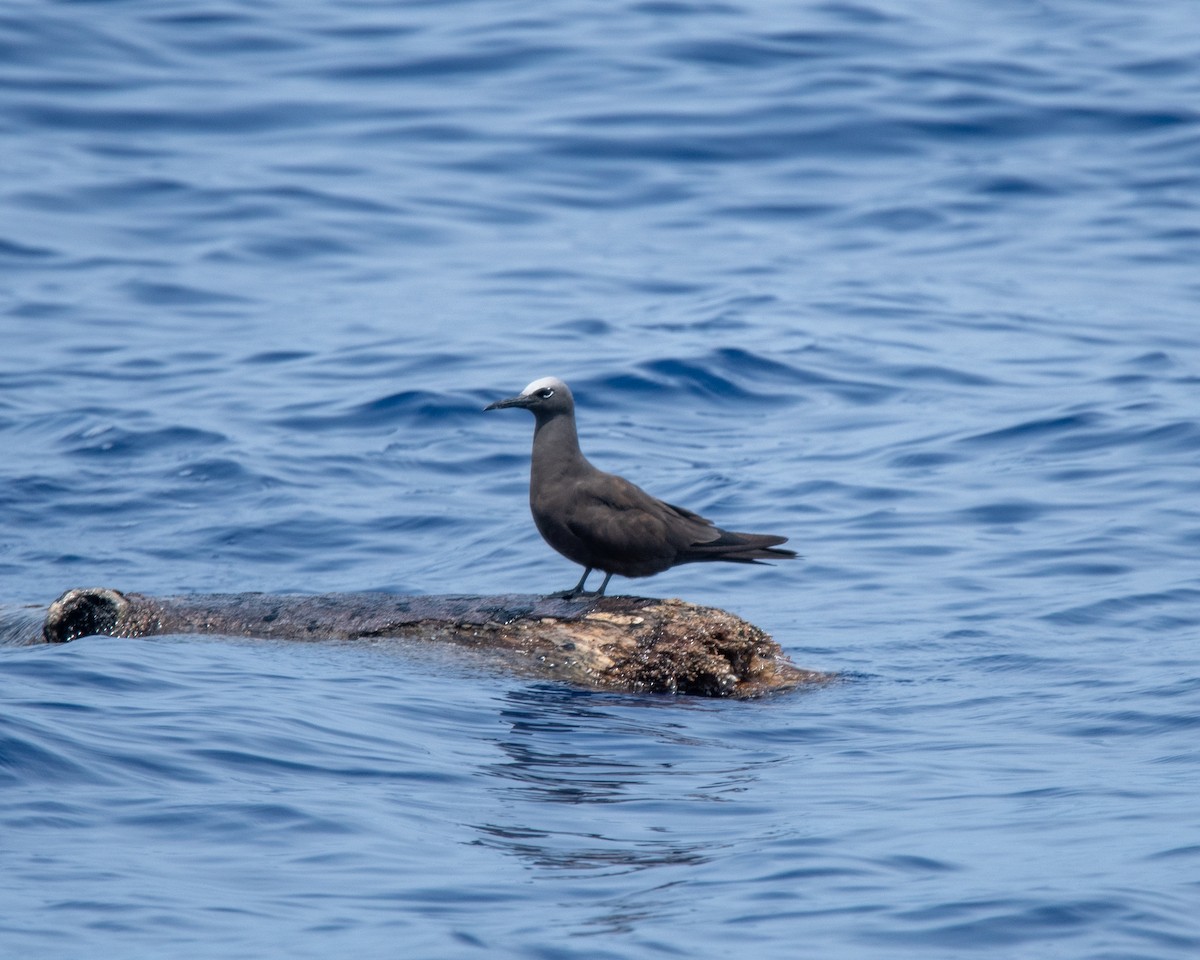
xmin=485 ymin=376 xmax=797 ymax=597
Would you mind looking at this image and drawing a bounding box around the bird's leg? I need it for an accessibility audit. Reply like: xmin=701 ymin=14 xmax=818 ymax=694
xmin=594 ymin=571 xmax=613 ymax=596
xmin=549 ymin=567 xmax=592 ymax=599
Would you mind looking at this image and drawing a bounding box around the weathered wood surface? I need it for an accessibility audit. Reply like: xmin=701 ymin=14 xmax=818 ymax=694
xmin=40 ymin=587 xmax=831 ymax=698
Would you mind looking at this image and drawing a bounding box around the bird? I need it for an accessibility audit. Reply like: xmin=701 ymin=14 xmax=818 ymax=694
xmin=484 ymin=376 xmax=796 ymax=597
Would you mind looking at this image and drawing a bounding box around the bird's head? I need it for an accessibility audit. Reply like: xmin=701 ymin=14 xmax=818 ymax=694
xmin=485 ymin=376 xmax=574 ymax=421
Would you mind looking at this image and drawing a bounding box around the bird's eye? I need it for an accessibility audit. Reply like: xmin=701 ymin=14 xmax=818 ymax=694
xmin=538 ymin=388 xmax=554 ymax=399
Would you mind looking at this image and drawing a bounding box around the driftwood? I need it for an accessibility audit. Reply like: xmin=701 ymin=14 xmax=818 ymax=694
xmin=40 ymin=588 xmax=831 ymax=698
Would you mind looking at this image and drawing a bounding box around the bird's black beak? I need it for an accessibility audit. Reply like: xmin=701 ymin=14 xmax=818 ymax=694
xmin=484 ymin=394 xmax=533 ymax=411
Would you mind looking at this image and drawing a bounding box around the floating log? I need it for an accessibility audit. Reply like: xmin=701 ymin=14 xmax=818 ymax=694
xmin=41 ymin=588 xmax=831 ymax=698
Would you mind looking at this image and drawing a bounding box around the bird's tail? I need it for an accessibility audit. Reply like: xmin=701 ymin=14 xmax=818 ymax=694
xmin=687 ymin=530 xmax=798 ymax=564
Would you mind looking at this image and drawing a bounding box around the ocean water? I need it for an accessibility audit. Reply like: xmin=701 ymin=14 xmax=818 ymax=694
xmin=3 ymin=1 xmax=1199 ymax=957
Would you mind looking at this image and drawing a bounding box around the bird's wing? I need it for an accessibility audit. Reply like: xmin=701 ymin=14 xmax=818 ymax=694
xmin=658 ymin=499 xmax=711 ymax=525
xmin=565 ymin=472 xmax=721 ymax=561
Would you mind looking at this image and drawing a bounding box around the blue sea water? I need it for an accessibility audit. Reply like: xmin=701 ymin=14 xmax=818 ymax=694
xmin=3 ymin=0 xmax=1200 ymax=956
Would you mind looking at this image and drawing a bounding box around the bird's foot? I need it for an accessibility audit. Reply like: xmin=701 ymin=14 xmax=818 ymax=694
xmin=548 ymin=568 xmax=600 ymax=600
xmin=547 ymin=587 xmax=595 ymax=600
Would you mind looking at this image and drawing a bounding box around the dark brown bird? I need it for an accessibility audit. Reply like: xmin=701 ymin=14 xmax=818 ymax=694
xmin=485 ymin=376 xmax=796 ymax=596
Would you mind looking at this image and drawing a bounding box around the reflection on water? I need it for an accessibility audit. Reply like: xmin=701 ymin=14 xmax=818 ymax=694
xmin=479 ymin=687 xmax=747 ymax=875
